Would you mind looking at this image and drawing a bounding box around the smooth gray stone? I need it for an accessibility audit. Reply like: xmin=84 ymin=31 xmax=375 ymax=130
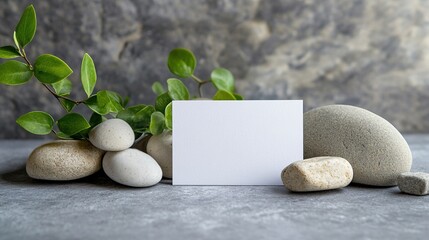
xmin=398 ymin=172 xmax=429 ymax=196
xmin=304 ymin=105 xmax=412 ymax=186
xmin=0 ymin=136 xmax=428 ymax=240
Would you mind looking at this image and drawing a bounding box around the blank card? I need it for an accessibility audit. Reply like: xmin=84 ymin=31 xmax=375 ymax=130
xmin=172 ymin=100 xmax=303 ymax=185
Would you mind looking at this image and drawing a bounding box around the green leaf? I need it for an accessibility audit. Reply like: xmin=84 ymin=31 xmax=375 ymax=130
xmin=155 ymin=92 xmax=172 ymax=113
xmin=121 ymin=96 xmax=130 ymax=108
xmin=81 ymin=53 xmax=97 ymax=97
xmin=211 ymin=68 xmax=235 ymax=92
xmin=84 ymin=90 xmax=124 ymax=115
xmin=56 ymin=131 xmax=73 ymax=140
xmin=34 ymin=54 xmax=73 ymax=84
xmin=165 ymin=102 xmax=172 ymax=130
xmin=233 ymin=93 xmax=244 ymax=100
xmin=16 ymin=111 xmax=54 ymax=135
xmin=149 ymin=111 xmax=165 ymax=135
xmin=97 ymin=90 xmax=124 ymax=113
xmin=117 ymin=104 xmax=155 ymax=133
xmin=152 ymin=81 xmax=165 ymax=95
xmin=84 ymin=95 xmax=105 ymax=115
xmin=167 ymin=78 xmax=190 ymax=100
xmin=167 ymin=48 xmax=196 ymax=78
xmin=0 ymin=60 xmax=32 ymax=85
xmin=13 ymin=31 xmax=20 ymax=49
xmin=0 ymin=46 xmax=21 ymax=59
xmin=89 ymin=112 xmax=105 ymax=127
xmin=213 ymin=90 xmax=236 ymax=100
xmin=51 ymin=78 xmax=72 ymax=96
xmin=58 ymin=98 xmax=76 ymax=112
xmin=71 ymin=129 xmax=90 ymax=140
xmin=57 ymin=113 xmax=91 ymax=136
xmin=15 ymin=5 xmax=37 ymax=48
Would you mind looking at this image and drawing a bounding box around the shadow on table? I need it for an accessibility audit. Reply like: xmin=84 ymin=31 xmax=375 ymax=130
xmin=348 ymin=182 xmax=396 ymax=189
xmin=268 ymin=182 xmax=409 ymax=197
xmin=270 ymin=186 xmax=346 ymax=196
xmin=0 ymin=159 xmax=172 ymax=189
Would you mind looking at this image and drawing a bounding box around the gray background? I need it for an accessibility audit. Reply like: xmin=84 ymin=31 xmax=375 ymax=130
xmin=1 ymin=0 xmax=429 ymax=138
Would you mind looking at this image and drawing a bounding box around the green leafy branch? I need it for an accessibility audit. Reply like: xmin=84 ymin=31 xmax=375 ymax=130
xmin=0 ymin=4 xmax=245 ymax=140
xmin=145 ymin=48 xmax=244 ymax=135
xmin=0 ymin=5 xmax=129 ymax=139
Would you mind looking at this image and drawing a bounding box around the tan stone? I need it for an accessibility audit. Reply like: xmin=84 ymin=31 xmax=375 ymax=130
xmin=281 ymin=156 xmax=353 ymax=192
xmin=146 ymin=131 xmax=172 ymax=178
xmin=26 ymin=140 xmax=104 ymax=181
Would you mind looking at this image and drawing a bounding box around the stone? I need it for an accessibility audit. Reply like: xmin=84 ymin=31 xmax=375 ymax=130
xmin=133 ymin=134 xmax=151 ymax=153
xmin=146 ymin=131 xmax=172 ymax=178
xmin=26 ymin=140 xmax=104 ymax=181
xmin=102 ymin=148 xmax=162 ymax=187
xmin=281 ymin=156 xmax=353 ymax=192
xmin=304 ymin=105 xmax=412 ymax=186
xmin=397 ymin=172 xmax=429 ymax=196
xmin=89 ymin=119 xmax=134 ymax=151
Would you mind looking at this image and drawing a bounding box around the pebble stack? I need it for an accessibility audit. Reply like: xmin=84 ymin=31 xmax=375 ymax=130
xmin=26 ymin=119 xmax=162 ymax=188
xmin=89 ymin=119 xmax=162 ymax=187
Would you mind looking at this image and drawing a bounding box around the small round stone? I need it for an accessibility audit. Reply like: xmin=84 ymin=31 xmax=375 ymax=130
xmin=397 ymin=172 xmax=429 ymax=196
xmin=26 ymin=140 xmax=104 ymax=181
xmin=89 ymin=119 xmax=134 ymax=151
xmin=281 ymin=156 xmax=353 ymax=192
xmin=147 ymin=131 xmax=172 ymax=178
xmin=304 ymin=105 xmax=412 ymax=186
xmin=102 ymin=148 xmax=162 ymax=187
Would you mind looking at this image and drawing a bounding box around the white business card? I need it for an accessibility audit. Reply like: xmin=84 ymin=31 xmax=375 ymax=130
xmin=172 ymin=100 xmax=303 ymax=185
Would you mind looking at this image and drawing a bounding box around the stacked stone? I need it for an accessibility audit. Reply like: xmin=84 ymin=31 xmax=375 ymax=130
xmin=27 ymin=119 xmax=162 ymax=187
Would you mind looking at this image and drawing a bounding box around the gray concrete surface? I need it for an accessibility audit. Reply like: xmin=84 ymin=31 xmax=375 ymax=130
xmin=0 ymin=136 xmax=428 ymax=240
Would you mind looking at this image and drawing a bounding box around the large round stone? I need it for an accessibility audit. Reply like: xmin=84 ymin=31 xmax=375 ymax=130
xmin=26 ymin=140 xmax=104 ymax=181
xmin=304 ymin=105 xmax=412 ymax=186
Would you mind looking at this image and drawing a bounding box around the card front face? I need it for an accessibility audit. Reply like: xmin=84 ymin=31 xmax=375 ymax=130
xmin=172 ymin=100 xmax=303 ymax=185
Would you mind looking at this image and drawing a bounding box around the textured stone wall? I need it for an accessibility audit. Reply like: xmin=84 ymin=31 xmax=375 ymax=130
xmin=1 ymin=0 xmax=429 ymax=138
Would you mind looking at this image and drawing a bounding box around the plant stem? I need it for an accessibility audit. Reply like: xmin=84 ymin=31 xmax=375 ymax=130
xmin=197 ymin=83 xmax=203 ymax=98
xmin=191 ymin=74 xmax=204 ymax=84
xmin=19 ymin=49 xmax=83 ymax=105
xmin=191 ymin=74 xmax=210 ymax=97
xmin=21 ymin=49 xmax=33 ymax=70
xmin=42 ymin=83 xmax=83 ymax=104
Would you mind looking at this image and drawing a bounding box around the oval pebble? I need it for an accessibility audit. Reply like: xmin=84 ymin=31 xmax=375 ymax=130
xmin=26 ymin=140 xmax=104 ymax=181
xmin=147 ymin=131 xmax=172 ymax=178
xmin=103 ymin=148 xmax=162 ymax=187
xmin=281 ymin=156 xmax=353 ymax=192
xmin=89 ymin=119 xmax=134 ymax=151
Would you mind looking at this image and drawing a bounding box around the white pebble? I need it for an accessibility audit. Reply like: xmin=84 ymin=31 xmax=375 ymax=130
xmin=103 ymin=148 xmax=162 ymax=187
xmin=89 ymin=119 xmax=134 ymax=151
